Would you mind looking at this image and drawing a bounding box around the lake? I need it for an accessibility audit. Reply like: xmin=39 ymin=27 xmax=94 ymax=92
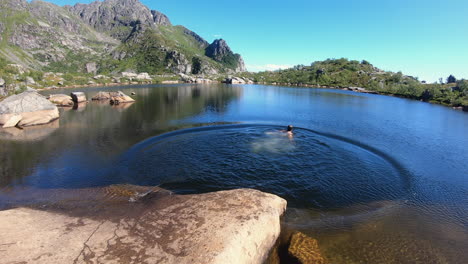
xmin=0 ymin=83 xmax=467 ymax=263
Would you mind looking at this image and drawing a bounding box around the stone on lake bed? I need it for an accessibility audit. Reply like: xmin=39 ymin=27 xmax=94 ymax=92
xmin=0 ymin=91 xmax=59 ymax=127
xmin=70 ymin=92 xmax=87 ymax=103
xmin=0 ymin=187 xmax=286 ymax=264
xmin=288 ymin=232 xmax=327 ymax=264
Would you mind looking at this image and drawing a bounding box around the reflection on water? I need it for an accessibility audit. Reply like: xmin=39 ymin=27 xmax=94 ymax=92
xmin=0 ymin=83 xmax=467 ymax=263
xmin=0 ymin=119 xmax=59 ymax=142
xmin=0 ymin=84 xmax=241 ymax=187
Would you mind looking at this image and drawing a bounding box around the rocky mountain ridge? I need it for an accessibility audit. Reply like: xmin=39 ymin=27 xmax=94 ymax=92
xmin=0 ymin=0 xmax=245 ymax=75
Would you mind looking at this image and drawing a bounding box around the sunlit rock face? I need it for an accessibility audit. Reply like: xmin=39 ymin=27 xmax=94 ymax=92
xmin=0 ymin=187 xmax=286 ymax=264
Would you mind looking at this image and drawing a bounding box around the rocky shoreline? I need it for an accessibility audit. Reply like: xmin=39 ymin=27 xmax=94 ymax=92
xmin=31 ymin=79 xmax=468 ymax=113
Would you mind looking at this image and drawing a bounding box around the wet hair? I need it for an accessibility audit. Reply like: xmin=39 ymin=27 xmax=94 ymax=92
xmin=287 ymin=125 xmax=293 ymax=132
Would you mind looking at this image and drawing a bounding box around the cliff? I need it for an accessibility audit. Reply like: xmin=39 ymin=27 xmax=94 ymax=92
xmin=0 ymin=0 xmax=246 ymax=75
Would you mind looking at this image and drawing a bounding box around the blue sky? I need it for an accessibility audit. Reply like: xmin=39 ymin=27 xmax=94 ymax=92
xmin=49 ymin=0 xmax=467 ymax=82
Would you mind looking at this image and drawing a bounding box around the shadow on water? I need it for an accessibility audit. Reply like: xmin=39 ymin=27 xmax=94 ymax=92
xmin=117 ymin=124 xmax=414 ymax=210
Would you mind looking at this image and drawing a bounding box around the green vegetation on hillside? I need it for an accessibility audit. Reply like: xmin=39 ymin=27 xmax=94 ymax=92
xmin=239 ymin=58 xmax=468 ymax=108
xmin=98 ymin=25 xmax=239 ymax=75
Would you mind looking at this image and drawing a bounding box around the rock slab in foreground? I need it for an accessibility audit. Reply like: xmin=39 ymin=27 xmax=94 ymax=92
xmin=0 ymin=91 xmax=59 ymax=127
xmin=0 ymin=188 xmax=286 ymax=264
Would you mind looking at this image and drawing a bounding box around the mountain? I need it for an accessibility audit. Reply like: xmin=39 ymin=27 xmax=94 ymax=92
xmin=0 ymin=0 xmax=245 ymax=75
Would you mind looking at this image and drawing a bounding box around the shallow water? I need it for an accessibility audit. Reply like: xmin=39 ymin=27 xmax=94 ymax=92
xmin=0 ymin=83 xmax=467 ymax=263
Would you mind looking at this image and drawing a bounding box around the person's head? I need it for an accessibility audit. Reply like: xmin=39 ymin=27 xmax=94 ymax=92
xmin=287 ymin=125 xmax=293 ymax=132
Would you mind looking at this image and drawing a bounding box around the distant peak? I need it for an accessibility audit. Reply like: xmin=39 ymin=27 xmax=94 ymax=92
xmin=206 ymin=39 xmax=233 ymax=58
xmin=151 ymin=10 xmax=171 ymax=26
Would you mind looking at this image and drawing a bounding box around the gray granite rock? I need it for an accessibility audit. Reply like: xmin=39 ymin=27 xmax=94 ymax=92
xmin=0 ymin=91 xmax=59 ymax=127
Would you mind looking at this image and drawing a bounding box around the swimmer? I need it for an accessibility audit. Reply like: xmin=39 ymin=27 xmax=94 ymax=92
xmin=281 ymin=125 xmax=294 ymax=139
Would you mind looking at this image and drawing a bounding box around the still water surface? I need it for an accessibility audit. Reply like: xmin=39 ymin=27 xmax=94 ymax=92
xmin=0 ymin=84 xmax=467 ymax=263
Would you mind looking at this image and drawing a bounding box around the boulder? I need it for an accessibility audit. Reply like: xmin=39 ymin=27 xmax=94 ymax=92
xmin=288 ymin=232 xmax=326 ymax=264
xmin=195 ymin=78 xmax=214 ymax=83
xmin=226 ymin=77 xmax=246 ymax=84
xmin=0 ymin=188 xmax=286 ymax=264
xmin=121 ymin=72 xmax=138 ymax=79
xmin=26 ymin=76 xmax=35 ymax=85
xmin=0 ymin=88 xmax=7 ymax=97
xmin=85 ymin=62 xmax=98 ymax=74
xmin=91 ymin=91 xmax=135 ymax=104
xmin=0 ymin=91 xmax=59 ymax=127
xmin=136 ymin=72 xmax=151 ymax=80
xmin=0 ymin=78 xmax=7 ymax=97
xmin=70 ymin=92 xmax=87 ymax=103
xmin=93 ymin=75 xmax=106 ymax=80
xmin=179 ymin=73 xmax=196 ymax=83
xmin=47 ymin=94 xmax=74 ymax=107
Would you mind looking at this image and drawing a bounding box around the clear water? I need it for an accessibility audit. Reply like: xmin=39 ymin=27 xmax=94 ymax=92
xmin=0 ymin=84 xmax=467 ymax=263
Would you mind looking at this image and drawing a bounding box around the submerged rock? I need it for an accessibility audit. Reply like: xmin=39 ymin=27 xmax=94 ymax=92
xmin=0 ymin=91 xmax=59 ymax=127
xmin=0 ymin=188 xmax=286 ymax=264
xmin=288 ymin=232 xmax=327 ymax=264
xmin=47 ymin=94 xmax=74 ymax=107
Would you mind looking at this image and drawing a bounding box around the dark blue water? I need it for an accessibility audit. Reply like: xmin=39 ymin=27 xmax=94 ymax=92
xmin=0 ymin=84 xmax=466 ymax=263
xmin=118 ymin=124 xmax=408 ymax=210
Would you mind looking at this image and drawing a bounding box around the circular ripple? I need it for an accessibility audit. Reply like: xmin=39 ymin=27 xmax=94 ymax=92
xmin=119 ymin=124 xmax=410 ymax=208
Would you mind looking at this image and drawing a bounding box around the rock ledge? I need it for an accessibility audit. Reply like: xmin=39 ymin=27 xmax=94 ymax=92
xmin=0 ymin=188 xmax=286 ymax=264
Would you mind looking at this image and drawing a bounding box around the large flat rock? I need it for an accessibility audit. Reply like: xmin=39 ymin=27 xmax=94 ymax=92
xmin=0 ymin=188 xmax=286 ymax=264
xmin=0 ymin=91 xmax=59 ymax=127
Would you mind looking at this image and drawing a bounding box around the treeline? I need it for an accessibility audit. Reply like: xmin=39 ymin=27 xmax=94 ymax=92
xmin=240 ymin=58 xmax=468 ymax=108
